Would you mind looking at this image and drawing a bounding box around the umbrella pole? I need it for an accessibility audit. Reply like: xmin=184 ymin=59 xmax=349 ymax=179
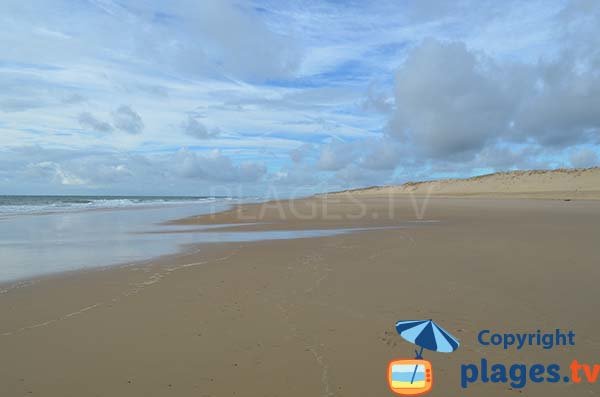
xmin=410 ymin=346 xmax=424 ymax=384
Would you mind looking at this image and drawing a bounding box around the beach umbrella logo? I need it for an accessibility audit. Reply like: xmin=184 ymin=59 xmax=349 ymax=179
xmin=387 ymin=319 xmax=460 ymax=395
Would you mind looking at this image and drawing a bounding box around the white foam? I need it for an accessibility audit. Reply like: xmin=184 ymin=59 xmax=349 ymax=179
xmin=0 ymin=197 xmax=220 ymax=217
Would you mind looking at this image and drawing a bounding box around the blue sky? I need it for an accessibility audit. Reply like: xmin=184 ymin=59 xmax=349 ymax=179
xmin=1 ymin=0 xmax=599 ymax=196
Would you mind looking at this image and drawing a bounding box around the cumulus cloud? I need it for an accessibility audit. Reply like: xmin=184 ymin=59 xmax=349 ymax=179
xmin=303 ymin=136 xmax=402 ymax=176
xmin=509 ymin=0 xmax=600 ymax=146
xmin=7 ymin=147 xmax=148 ymax=189
xmin=182 ymin=116 xmax=217 ymax=139
xmin=358 ymin=138 xmax=401 ymax=170
xmin=289 ymin=143 xmax=315 ymax=163
xmin=25 ymin=161 xmax=87 ymax=186
xmin=174 ymin=149 xmax=266 ymax=182
xmin=317 ymin=141 xmax=356 ymax=171
xmin=113 ymin=105 xmax=144 ymax=134
xmin=80 ymin=107 xmax=147 ymax=136
xmin=512 ymin=61 xmax=600 ymax=146
xmin=0 ymin=146 xmax=272 ymax=194
xmin=387 ymin=31 xmax=600 ymax=164
xmin=389 ymin=39 xmax=513 ymax=159
xmin=78 ymin=112 xmax=113 ymax=133
xmin=270 ymin=165 xmax=320 ymax=187
xmin=361 ymin=83 xmax=394 ymax=113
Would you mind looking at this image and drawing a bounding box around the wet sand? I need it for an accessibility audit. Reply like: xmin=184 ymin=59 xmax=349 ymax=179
xmin=1 ymin=195 xmax=599 ymax=396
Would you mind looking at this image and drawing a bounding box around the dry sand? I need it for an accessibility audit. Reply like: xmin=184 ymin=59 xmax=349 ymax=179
xmin=1 ymin=171 xmax=600 ymax=396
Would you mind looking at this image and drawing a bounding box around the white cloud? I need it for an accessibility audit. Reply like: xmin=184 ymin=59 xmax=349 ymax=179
xmin=289 ymin=143 xmax=314 ymax=163
xmin=26 ymin=161 xmax=87 ymax=186
xmin=174 ymin=148 xmax=266 ymax=182
xmin=112 ymin=105 xmax=144 ymax=134
xmin=317 ymin=141 xmax=355 ymax=171
xmin=182 ymin=115 xmax=217 ymax=139
xmin=358 ymin=137 xmax=401 ymax=170
xmin=78 ymin=112 xmax=113 ymax=133
xmin=387 ymin=27 xmax=600 ymax=162
xmin=389 ymin=39 xmax=513 ymax=158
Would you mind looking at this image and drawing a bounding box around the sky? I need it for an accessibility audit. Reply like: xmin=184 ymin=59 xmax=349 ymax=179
xmin=1 ymin=0 xmax=599 ymax=196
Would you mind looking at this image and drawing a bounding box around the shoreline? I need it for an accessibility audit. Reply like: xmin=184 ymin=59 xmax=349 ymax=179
xmin=0 ymin=199 xmax=237 ymax=220
xmin=0 ymin=191 xmax=595 ymax=288
xmin=0 ymin=199 xmax=239 ymax=283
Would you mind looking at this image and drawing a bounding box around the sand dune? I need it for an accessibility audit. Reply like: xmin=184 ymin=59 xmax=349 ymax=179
xmin=332 ymin=167 xmax=600 ymax=199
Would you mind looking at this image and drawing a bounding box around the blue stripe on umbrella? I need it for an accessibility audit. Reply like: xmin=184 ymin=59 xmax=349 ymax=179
xmin=396 ymin=321 xmax=429 ymax=343
xmin=395 ymin=320 xmax=427 ymax=331
xmin=433 ymin=322 xmax=460 ymax=351
xmin=395 ymin=319 xmax=460 ymax=354
xmin=414 ymin=322 xmax=438 ymax=351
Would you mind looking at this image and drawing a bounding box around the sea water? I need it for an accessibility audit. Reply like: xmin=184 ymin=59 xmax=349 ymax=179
xmin=0 ymin=196 xmax=236 ymax=282
xmin=0 ymin=196 xmax=386 ymax=283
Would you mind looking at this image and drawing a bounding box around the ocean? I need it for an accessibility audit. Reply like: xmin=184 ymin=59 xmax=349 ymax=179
xmin=0 ymin=196 xmax=236 ymax=282
xmin=0 ymin=195 xmax=359 ymax=283
xmin=0 ymin=195 xmax=227 ymax=217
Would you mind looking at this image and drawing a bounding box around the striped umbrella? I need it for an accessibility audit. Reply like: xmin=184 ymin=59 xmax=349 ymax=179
xmin=395 ymin=319 xmax=460 ymax=384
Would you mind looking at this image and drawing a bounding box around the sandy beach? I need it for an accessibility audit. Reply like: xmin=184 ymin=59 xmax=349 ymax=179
xmin=4 ymin=0 xmax=600 ymax=394
xmin=1 ymin=184 xmax=600 ymax=396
